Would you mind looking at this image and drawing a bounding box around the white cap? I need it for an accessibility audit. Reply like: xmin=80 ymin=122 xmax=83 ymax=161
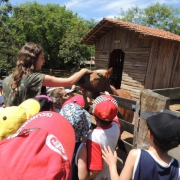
xmin=46 ymin=87 xmax=63 ymax=93
xmin=65 ymin=89 xmax=76 ymax=94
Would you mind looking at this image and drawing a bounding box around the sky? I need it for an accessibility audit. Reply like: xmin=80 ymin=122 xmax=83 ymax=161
xmin=10 ymin=0 xmax=180 ymax=21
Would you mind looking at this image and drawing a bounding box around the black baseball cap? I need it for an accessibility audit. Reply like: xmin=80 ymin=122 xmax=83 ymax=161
xmin=141 ymin=109 xmax=180 ymax=145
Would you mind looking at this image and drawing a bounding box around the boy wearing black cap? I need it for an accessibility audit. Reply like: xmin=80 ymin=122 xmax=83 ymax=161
xmin=102 ymin=109 xmax=180 ymax=180
xmin=86 ymin=94 xmax=121 ymax=180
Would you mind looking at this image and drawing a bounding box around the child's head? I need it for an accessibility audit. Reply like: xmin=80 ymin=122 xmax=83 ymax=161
xmin=141 ymin=109 xmax=180 ymax=151
xmin=47 ymin=87 xmax=69 ymax=111
xmin=60 ymin=103 xmax=91 ymax=141
xmin=92 ymin=94 xmax=118 ymax=126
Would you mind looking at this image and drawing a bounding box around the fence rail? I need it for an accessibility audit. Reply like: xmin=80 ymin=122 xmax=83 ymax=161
xmin=0 ymin=69 xmax=74 ymax=80
xmin=38 ymin=69 xmax=72 ymax=77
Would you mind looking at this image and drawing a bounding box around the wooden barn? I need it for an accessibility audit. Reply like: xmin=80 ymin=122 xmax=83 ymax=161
xmin=81 ymin=18 xmax=180 ymax=100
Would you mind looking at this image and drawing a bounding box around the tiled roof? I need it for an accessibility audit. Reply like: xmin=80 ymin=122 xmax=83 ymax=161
xmin=81 ymin=18 xmax=180 ymax=45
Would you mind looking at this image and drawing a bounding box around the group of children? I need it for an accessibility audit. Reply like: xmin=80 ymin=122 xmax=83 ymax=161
xmin=0 ymin=42 xmax=179 ymax=180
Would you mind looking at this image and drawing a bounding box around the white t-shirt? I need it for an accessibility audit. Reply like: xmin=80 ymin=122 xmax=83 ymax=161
xmin=87 ymin=118 xmax=120 ymax=180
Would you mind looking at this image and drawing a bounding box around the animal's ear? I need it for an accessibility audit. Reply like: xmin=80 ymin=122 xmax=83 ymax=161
xmin=105 ymin=67 xmax=113 ymax=78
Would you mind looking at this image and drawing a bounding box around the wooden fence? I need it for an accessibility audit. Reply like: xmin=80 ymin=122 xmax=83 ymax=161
xmin=38 ymin=69 xmax=72 ymax=77
xmin=0 ymin=69 xmax=74 ymax=80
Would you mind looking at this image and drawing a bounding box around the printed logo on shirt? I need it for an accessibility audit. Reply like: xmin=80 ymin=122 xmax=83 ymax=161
xmin=46 ymin=134 xmax=68 ymax=160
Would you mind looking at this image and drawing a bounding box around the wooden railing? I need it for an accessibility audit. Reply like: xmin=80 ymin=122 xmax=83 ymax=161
xmin=37 ymin=69 xmax=72 ymax=77
xmin=0 ymin=69 xmax=74 ymax=80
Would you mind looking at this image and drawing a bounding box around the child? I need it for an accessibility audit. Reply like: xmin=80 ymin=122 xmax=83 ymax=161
xmin=47 ymin=87 xmax=69 ymax=113
xmin=2 ymin=42 xmax=92 ymax=106
xmin=102 ymin=109 xmax=180 ymax=180
xmin=86 ymin=94 xmax=121 ymax=180
xmin=60 ymin=103 xmax=91 ymax=180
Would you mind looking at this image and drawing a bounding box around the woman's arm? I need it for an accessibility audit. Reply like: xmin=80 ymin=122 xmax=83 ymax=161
xmin=43 ymin=68 xmax=92 ymax=87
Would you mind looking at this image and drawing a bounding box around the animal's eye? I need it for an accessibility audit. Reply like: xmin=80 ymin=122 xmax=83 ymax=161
xmin=97 ymin=73 xmax=103 ymax=77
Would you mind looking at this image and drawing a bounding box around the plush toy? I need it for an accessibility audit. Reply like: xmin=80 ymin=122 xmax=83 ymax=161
xmin=0 ymin=95 xmax=53 ymax=140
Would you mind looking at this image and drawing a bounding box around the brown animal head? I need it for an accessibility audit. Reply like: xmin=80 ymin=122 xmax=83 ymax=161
xmin=76 ymin=68 xmax=114 ymax=98
xmin=77 ymin=68 xmax=134 ymax=123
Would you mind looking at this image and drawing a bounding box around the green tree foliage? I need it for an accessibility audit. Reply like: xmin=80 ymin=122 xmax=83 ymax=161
xmin=12 ymin=2 xmax=92 ymax=69
xmin=0 ymin=0 xmax=17 ymax=68
xmin=116 ymin=3 xmax=180 ymax=35
xmin=0 ymin=2 xmax=95 ymax=69
xmin=59 ymin=18 xmax=93 ymax=69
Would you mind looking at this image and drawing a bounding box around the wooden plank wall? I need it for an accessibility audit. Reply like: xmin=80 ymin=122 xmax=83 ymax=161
xmin=145 ymin=39 xmax=180 ymax=89
xmin=121 ymin=48 xmax=150 ymax=100
xmin=95 ymin=27 xmax=152 ymax=100
xmin=95 ymin=50 xmax=109 ymax=69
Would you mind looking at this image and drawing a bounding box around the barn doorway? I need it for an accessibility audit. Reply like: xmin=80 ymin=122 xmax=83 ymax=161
xmin=109 ymin=49 xmax=124 ymax=89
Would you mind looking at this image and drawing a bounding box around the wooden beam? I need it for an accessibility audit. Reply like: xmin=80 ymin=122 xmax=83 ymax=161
xmin=85 ymin=22 xmax=110 ymax=42
xmin=119 ymin=119 xmax=134 ymax=134
xmin=100 ymin=93 xmax=137 ymax=111
xmin=153 ymin=87 xmax=180 ymax=100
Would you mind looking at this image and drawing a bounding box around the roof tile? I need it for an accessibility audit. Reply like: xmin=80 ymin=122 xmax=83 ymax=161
xmin=81 ymin=18 xmax=180 ymax=45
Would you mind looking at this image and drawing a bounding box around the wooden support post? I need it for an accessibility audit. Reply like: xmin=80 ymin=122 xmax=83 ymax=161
xmin=133 ymin=101 xmax=140 ymax=148
xmin=50 ymin=69 xmax=52 ymax=76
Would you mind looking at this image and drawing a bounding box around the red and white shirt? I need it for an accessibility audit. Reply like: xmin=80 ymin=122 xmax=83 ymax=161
xmin=87 ymin=118 xmax=120 ymax=180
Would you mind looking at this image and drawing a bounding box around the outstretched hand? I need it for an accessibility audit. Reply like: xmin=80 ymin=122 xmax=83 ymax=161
xmin=81 ymin=68 xmax=93 ymax=74
xmin=102 ymin=146 xmax=117 ymax=166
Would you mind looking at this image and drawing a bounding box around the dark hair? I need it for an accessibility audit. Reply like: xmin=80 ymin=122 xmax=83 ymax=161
xmin=149 ymin=128 xmax=180 ymax=152
xmin=95 ymin=116 xmax=112 ymax=126
xmin=11 ymin=42 xmax=43 ymax=90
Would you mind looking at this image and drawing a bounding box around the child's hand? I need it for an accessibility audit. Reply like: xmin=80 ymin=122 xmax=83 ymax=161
xmin=102 ymin=146 xmax=117 ymax=166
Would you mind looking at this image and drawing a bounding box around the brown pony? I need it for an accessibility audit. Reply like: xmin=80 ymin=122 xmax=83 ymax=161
xmin=76 ymin=68 xmax=134 ymax=123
